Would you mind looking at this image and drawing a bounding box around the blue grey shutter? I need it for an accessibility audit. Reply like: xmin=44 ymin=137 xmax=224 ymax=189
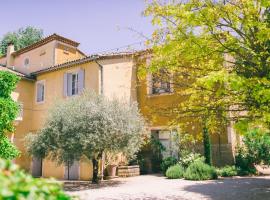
xmin=78 ymin=69 xmax=85 ymax=94
xmin=64 ymin=73 xmax=68 ymax=97
xmin=67 ymin=73 xmax=73 ymax=96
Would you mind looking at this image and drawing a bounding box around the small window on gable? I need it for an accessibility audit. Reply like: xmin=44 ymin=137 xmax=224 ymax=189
xmin=24 ymin=58 xmax=30 ymax=67
xmin=36 ymin=81 xmax=45 ymax=103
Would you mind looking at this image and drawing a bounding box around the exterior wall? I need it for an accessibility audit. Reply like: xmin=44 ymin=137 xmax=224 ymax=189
xmin=100 ymin=57 xmax=137 ymax=103
xmin=0 ymin=56 xmax=7 ymax=65
xmin=137 ymin=65 xmax=234 ymax=166
xmin=55 ymin=42 xmax=85 ymax=65
xmin=13 ymin=41 xmax=56 ymax=74
xmin=11 ymin=79 xmax=35 ymax=171
xmin=31 ymin=62 xmax=99 ymax=180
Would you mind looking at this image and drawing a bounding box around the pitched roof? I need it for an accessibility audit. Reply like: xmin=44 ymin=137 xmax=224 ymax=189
xmin=0 ymin=64 xmax=35 ymax=81
xmin=31 ymin=52 xmax=135 ymax=75
xmin=0 ymin=33 xmax=82 ymax=58
xmin=13 ymin=33 xmax=80 ymax=56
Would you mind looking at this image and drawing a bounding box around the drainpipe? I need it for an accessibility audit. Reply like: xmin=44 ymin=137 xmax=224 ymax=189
xmin=95 ymin=60 xmax=103 ymax=95
xmin=94 ymin=60 xmax=105 ymax=181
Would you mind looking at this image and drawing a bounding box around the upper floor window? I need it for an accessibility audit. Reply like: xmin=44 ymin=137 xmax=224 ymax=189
xmin=16 ymin=102 xmax=23 ymax=121
xmin=150 ymin=69 xmax=172 ymax=95
xmin=36 ymin=80 xmax=45 ymax=103
xmin=24 ymin=58 xmax=30 ymax=67
xmin=64 ymin=69 xmax=85 ymax=97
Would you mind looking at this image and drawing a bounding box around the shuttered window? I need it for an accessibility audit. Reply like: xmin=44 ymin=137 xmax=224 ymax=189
xmin=64 ymin=69 xmax=85 ymax=97
xmin=36 ymin=81 xmax=45 ymax=103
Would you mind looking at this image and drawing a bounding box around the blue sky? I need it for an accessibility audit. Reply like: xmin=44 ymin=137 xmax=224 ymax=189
xmin=0 ymin=0 xmax=154 ymax=54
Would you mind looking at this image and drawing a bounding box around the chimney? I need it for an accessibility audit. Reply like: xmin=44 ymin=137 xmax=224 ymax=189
xmin=6 ymin=42 xmax=15 ymax=68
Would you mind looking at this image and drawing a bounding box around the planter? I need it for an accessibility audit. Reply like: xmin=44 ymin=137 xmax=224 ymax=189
xmin=117 ymin=165 xmax=140 ymax=177
xmin=107 ymin=165 xmax=117 ymax=177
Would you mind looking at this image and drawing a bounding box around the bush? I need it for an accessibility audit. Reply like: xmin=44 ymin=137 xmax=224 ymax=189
xmin=160 ymin=156 xmax=177 ymax=174
xmin=0 ymin=159 xmax=70 ymax=199
xmin=216 ymin=165 xmax=238 ymax=177
xmin=166 ymin=165 xmax=185 ymax=179
xmin=179 ymin=153 xmax=204 ymax=168
xmin=184 ymin=161 xmax=217 ymax=180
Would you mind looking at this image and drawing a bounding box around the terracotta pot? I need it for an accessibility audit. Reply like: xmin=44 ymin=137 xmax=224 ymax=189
xmin=107 ymin=165 xmax=117 ymax=177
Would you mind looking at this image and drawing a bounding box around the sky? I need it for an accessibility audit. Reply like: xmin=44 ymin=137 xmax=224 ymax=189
xmin=0 ymin=0 xmax=154 ymax=55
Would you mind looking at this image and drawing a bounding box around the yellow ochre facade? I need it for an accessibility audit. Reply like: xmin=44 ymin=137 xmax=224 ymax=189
xmin=0 ymin=34 xmax=236 ymax=180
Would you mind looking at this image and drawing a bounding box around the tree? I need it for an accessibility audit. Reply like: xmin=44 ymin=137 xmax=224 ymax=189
xmin=0 ymin=71 xmax=20 ymax=159
xmin=27 ymin=91 xmax=146 ymax=183
xmin=144 ymin=0 xmax=270 ymax=138
xmin=0 ymin=26 xmax=43 ymax=55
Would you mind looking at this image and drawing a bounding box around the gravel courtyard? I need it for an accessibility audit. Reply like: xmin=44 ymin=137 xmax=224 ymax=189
xmin=65 ymin=175 xmax=270 ymax=200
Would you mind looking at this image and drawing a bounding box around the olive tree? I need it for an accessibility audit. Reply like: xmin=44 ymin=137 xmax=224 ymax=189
xmin=26 ymin=91 xmax=146 ymax=183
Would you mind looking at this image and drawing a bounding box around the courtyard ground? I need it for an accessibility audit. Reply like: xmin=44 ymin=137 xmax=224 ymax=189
xmin=65 ymin=174 xmax=270 ymax=200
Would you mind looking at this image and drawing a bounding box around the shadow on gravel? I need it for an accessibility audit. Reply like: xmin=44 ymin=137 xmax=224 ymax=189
xmin=64 ymin=179 xmax=124 ymax=191
xmin=183 ymin=177 xmax=270 ymax=200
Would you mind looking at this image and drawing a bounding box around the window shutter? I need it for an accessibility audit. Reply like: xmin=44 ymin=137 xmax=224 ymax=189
xmin=78 ymin=69 xmax=85 ymax=94
xmin=63 ymin=73 xmax=68 ymax=97
xmin=67 ymin=73 xmax=73 ymax=96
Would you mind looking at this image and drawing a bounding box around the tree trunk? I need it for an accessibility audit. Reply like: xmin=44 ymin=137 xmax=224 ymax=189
xmin=92 ymin=158 xmax=99 ymax=184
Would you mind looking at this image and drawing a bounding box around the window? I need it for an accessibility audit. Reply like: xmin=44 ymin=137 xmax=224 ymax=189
xmin=36 ymin=81 xmax=45 ymax=103
xmin=24 ymin=58 xmax=30 ymax=67
xmin=151 ymin=70 xmax=172 ymax=95
xmin=16 ymin=103 xmax=23 ymax=121
xmin=64 ymin=69 xmax=85 ymax=97
xmin=71 ymin=73 xmax=79 ymax=95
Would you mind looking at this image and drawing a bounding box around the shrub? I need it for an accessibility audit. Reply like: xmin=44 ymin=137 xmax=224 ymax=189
xmin=160 ymin=156 xmax=177 ymax=174
xmin=0 ymin=159 xmax=70 ymax=199
xmin=216 ymin=165 xmax=238 ymax=177
xmin=179 ymin=153 xmax=205 ymax=168
xmin=235 ymin=148 xmax=256 ymax=175
xmin=184 ymin=161 xmax=217 ymax=180
xmin=166 ymin=165 xmax=185 ymax=179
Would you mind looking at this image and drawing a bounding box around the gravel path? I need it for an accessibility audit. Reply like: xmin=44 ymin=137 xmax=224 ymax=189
xmin=65 ymin=175 xmax=270 ymax=200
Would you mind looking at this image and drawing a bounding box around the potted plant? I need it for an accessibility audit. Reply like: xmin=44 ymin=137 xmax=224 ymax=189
xmin=105 ymin=152 xmax=120 ymax=178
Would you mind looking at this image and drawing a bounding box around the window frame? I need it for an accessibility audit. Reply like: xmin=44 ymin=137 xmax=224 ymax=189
xmin=36 ymin=80 xmax=45 ymax=104
xmin=24 ymin=57 xmax=30 ymax=68
xmin=148 ymin=70 xmax=173 ymax=96
xmin=70 ymin=72 xmax=79 ymax=96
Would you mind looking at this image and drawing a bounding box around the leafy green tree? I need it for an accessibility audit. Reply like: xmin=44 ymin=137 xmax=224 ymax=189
xmin=144 ymin=0 xmax=270 ymax=136
xmin=0 ymin=71 xmax=20 ymax=159
xmin=0 ymin=26 xmax=43 ymax=55
xmin=27 ymin=91 xmax=146 ymax=183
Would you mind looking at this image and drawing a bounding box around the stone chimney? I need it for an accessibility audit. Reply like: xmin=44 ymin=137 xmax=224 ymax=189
xmin=6 ymin=42 xmax=15 ymax=68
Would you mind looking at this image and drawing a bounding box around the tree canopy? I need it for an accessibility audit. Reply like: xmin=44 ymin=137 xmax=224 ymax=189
xmin=0 ymin=71 xmax=20 ymax=159
xmin=27 ymin=91 xmax=146 ymax=183
xmin=144 ymin=0 xmax=270 ymax=133
xmin=0 ymin=26 xmax=43 ymax=55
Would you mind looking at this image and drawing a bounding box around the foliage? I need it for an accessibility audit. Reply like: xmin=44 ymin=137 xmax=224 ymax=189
xmin=0 ymin=71 xmax=20 ymax=159
xmin=166 ymin=164 xmax=185 ymax=179
xmin=150 ymin=135 xmax=165 ymax=172
xmin=0 ymin=159 xmax=70 ymax=199
xmin=184 ymin=161 xmax=217 ymax=180
xmin=0 ymin=26 xmax=43 ymax=55
xmin=179 ymin=153 xmax=204 ymax=169
xmin=26 ymin=91 xmax=146 ymax=183
xmin=203 ymin=126 xmax=212 ymax=165
xmin=216 ymin=165 xmax=238 ymax=177
xmin=0 ymin=71 xmax=20 ymax=134
xmin=160 ymin=156 xmax=177 ymax=174
xmin=144 ymin=0 xmax=270 ymax=134
xmin=0 ymin=136 xmax=20 ymax=160
xmin=235 ymin=147 xmax=257 ymax=175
